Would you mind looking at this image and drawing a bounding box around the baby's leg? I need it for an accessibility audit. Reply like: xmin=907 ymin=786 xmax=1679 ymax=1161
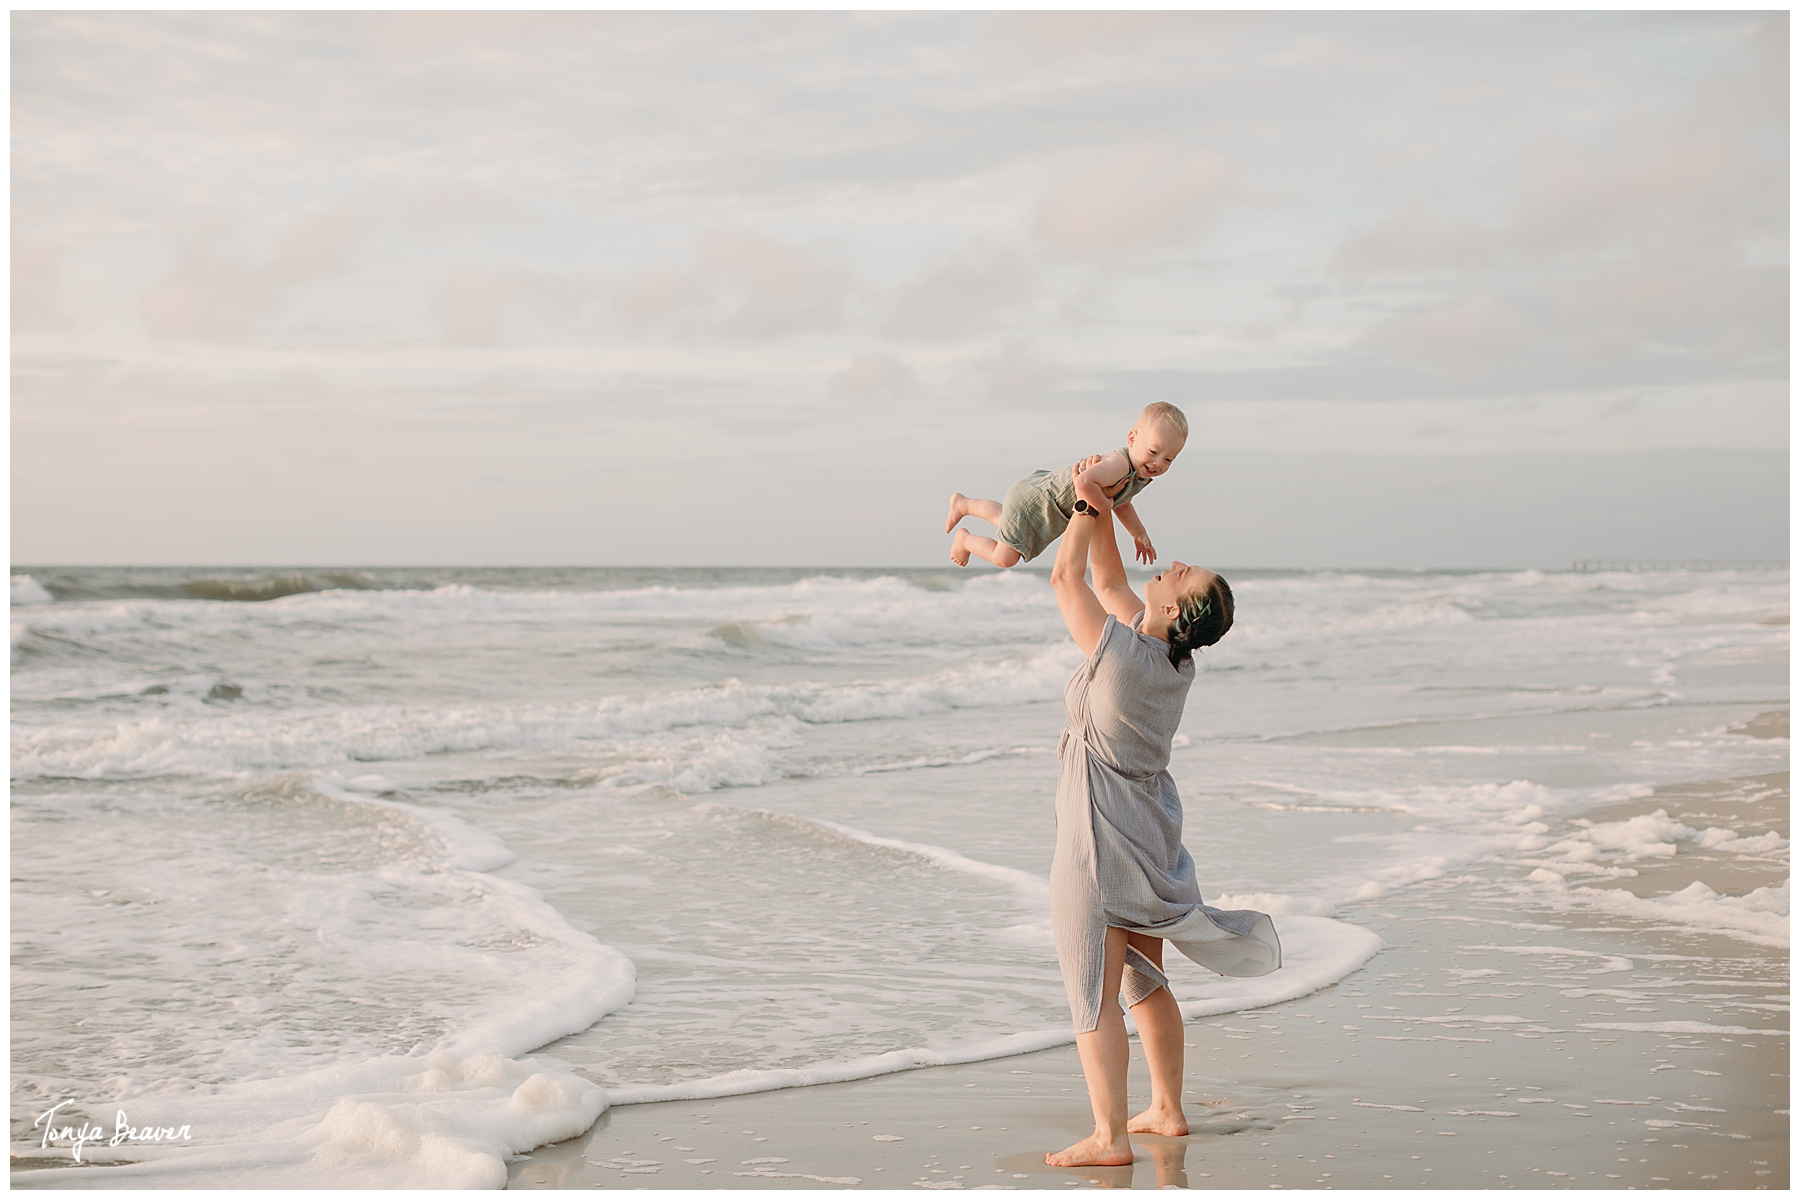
xmin=945 ymin=493 xmax=1004 ymax=534
xmin=951 ymin=528 xmax=1022 ymax=569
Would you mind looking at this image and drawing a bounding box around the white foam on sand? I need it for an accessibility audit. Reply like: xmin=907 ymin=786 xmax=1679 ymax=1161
xmin=602 ymin=913 xmax=1379 ymax=1107
xmin=1577 ymin=1021 xmax=1789 ymax=1036
xmin=11 ymin=780 xmax=635 ymax=1190
xmin=1551 ymin=880 xmax=1790 ymax=947
xmin=1241 ymin=773 xmax=1790 ymax=940
xmin=301 ymin=778 xmax=636 ymax=1063
xmin=1544 ymin=809 xmax=1789 ymax=865
xmin=18 ymin=1049 xmax=608 ymax=1189
xmin=1221 ymin=778 xmax=1656 ymax=915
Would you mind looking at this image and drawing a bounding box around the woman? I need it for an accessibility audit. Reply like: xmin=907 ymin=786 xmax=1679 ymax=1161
xmin=1044 ymin=490 xmax=1281 ymax=1169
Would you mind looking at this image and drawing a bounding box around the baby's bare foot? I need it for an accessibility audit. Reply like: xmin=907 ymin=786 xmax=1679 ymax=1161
xmin=944 ymin=492 xmax=968 ymax=534
xmin=1045 ymin=1132 xmax=1133 ymax=1168
xmin=1126 ymin=1105 xmax=1188 ymax=1137
xmin=949 ymin=528 xmax=973 ymax=567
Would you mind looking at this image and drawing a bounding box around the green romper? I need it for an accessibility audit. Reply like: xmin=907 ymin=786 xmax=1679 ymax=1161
xmin=997 ymin=450 xmax=1153 ymax=563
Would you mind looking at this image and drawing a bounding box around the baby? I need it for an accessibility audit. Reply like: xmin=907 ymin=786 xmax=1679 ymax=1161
xmin=945 ymin=402 xmax=1187 ymax=568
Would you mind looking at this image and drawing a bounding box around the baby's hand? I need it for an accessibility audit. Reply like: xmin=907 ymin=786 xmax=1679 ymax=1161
xmin=1133 ymin=534 xmax=1156 ymax=565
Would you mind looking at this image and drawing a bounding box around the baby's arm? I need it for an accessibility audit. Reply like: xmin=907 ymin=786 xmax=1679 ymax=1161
xmin=1112 ymin=502 xmax=1156 ymax=564
xmin=1071 ymin=450 xmax=1132 ymax=514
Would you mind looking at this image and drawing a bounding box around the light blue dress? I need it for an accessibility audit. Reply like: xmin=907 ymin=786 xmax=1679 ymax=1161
xmin=1051 ymin=611 xmax=1282 ymax=1032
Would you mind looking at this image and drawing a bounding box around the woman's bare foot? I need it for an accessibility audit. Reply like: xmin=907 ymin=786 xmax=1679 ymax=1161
xmin=949 ymin=528 xmax=973 ymax=567
xmin=1126 ymin=1105 xmax=1188 ymax=1136
xmin=945 ymin=492 xmax=969 ymax=534
xmin=1045 ymin=1132 xmax=1134 ymax=1168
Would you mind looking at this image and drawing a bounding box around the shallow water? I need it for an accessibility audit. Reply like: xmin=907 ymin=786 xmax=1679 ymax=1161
xmin=10 ymin=564 xmax=1788 ymax=1184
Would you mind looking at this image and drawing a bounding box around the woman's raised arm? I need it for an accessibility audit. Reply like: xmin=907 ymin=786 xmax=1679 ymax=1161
xmin=1049 ymin=505 xmax=1110 ymax=657
xmin=1088 ymin=507 xmax=1145 ymax=624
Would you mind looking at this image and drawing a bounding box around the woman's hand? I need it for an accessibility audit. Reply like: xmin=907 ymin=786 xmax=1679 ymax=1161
xmin=1071 ymin=473 xmax=1112 ymax=517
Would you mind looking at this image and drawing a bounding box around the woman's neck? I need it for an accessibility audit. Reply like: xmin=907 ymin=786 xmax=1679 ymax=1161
xmin=1139 ymin=609 xmax=1175 ymax=644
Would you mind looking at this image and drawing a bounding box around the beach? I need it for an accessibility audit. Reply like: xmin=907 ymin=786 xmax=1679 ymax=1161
xmin=10 ymin=566 xmax=1788 ymax=1188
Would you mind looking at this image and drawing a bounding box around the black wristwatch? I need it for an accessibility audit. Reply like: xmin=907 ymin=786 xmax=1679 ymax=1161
xmin=1074 ymin=500 xmax=1101 ymax=517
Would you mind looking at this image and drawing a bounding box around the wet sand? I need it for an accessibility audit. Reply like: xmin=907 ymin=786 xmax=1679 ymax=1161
xmin=514 ymin=763 xmax=1790 ymax=1191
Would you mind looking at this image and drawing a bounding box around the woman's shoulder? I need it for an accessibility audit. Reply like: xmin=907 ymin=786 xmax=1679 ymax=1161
xmin=1090 ymin=612 xmax=1194 ymax=680
xmin=1118 ymin=610 xmax=1195 ymax=679
xmin=1091 ymin=610 xmax=1151 ymax=664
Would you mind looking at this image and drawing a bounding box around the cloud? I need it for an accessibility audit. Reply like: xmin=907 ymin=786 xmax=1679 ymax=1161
xmin=700 ymin=228 xmax=850 ymax=338
xmin=1033 ymin=144 xmax=1232 ymax=258
xmin=139 ymin=231 xmax=274 ymax=342
xmin=137 ymin=194 xmax=565 ymax=345
xmin=828 ymin=351 xmax=918 ymax=403
xmin=613 ymin=264 xmax=699 ymax=329
xmin=1327 ymin=249 xmax=1787 ymax=397
xmin=1339 ymin=116 xmax=1778 ymax=281
xmin=138 ymin=205 xmax=365 ymax=342
xmin=1322 ymin=34 xmax=1788 ymax=396
xmin=271 ymin=206 xmax=364 ymax=281
xmin=1334 ymin=207 xmax=1494 ymax=279
xmin=404 ymin=183 xmax=526 ymax=229
xmin=982 ymin=338 xmax=1066 ymax=399
xmin=990 ymin=11 xmax=1246 ymax=62
xmin=884 ymin=240 xmax=1034 ymax=339
xmin=1367 ymin=294 xmax=1533 ymax=371
xmin=432 ymin=268 xmax=525 ymax=346
xmin=613 ymin=228 xmax=851 ymax=341
xmin=430 ymin=267 xmax=597 ymax=346
xmin=12 ymin=236 xmax=68 ymax=331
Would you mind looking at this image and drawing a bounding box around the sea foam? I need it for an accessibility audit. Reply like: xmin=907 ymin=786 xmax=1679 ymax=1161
xmin=16 ymin=1049 xmax=608 ymax=1189
xmin=12 ymin=646 xmax=1079 ymax=781
xmin=12 ymin=573 xmax=53 ymax=606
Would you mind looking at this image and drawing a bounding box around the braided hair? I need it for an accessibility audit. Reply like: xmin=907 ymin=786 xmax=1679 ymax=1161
xmin=1165 ymin=572 xmax=1234 ymax=669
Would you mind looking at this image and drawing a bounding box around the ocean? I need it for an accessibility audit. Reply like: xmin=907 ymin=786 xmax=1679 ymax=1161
xmin=9 ymin=564 xmax=1788 ymax=1186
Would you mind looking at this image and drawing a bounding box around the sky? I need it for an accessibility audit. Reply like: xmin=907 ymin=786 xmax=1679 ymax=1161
xmin=11 ymin=11 xmax=1789 ymax=568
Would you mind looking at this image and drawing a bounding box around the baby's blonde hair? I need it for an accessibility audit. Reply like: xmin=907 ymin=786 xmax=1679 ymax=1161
xmin=1138 ymin=401 xmax=1188 ymax=438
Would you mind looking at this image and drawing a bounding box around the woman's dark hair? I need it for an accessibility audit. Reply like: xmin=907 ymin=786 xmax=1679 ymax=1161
xmin=1167 ymin=572 xmax=1234 ymax=669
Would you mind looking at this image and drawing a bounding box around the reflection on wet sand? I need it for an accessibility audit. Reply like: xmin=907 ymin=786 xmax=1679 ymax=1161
xmin=1055 ymin=1135 xmax=1191 ymax=1189
xmin=1137 ymin=1135 xmax=1191 ymax=1188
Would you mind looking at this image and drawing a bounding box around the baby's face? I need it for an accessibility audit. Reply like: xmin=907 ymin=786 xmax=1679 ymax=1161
xmin=1127 ymin=419 xmax=1186 ymax=478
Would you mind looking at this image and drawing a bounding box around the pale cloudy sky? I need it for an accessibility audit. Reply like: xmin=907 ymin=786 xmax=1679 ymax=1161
xmin=12 ymin=11 xmax=1788 ymax=568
